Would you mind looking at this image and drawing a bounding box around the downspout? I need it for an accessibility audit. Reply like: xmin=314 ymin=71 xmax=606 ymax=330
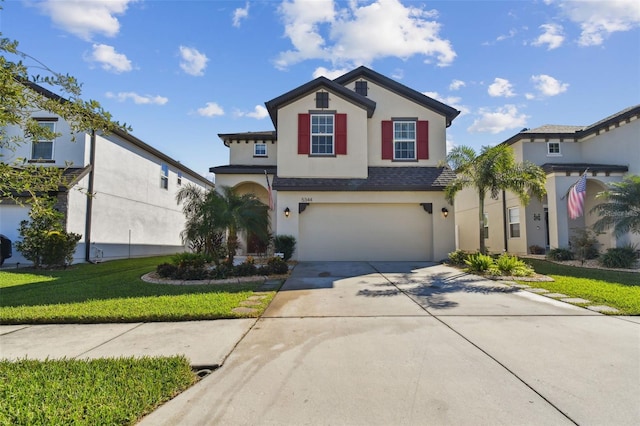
xmin=502 ymin=190 xmax=508 ymax=252
xmin=84 ymin=130 xmax=96 ymax=262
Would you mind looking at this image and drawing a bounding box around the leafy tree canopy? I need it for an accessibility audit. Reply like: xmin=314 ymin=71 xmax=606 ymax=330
xmin=591 ymin=174 xmax=640 ymax=237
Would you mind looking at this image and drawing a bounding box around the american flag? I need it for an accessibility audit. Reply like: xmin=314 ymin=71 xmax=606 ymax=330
xmin=568 ymin=172 xmax=587 ymax=219
xmin=265 ymin=170 xmax=274 ymax=210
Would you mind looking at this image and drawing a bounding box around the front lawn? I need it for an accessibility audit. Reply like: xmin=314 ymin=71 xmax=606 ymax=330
xmin=521 ymin=259 xmax=640 ymax=315
xmin=0 ymin=356 xmax=196 ymax=425
xmin=0 ymin=256 xmax=279 ymax=324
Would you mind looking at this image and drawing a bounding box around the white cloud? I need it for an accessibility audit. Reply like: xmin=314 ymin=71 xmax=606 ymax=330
xmin=105 ymin=92 xmax=168 ymax=105
xmin=36 ymin=0 xmax=135 ymax=40
xmin=558 ymin=0 xmax=640 ymax=46
xmin=468 ymin=105 xmax=528 ymax=134
xmin=275 ymin=0 xmax=456 ymax=69
xmin=179 ymin=46 xmax=209 ymax=76
xmin=496 ymin=28 xmax=517 ymax=42
xmin=488 ymin=78 xmax=515 ymax=97
xmin=532 ymin=23 xmax=564 ymax=49
xmin=531 ymin=74 xmax=568 ymax=97
xmin=197 ymin=102 xmax=225 ymax=117
xmin=423 ymin=91 xmax=469 ymax=116
xmin=312 ymin=66 xmax=351 ymax=79
xmin=87 ymin=44 xmax=132 ymax=73
xmin=237 ymin=105 xmax=269 ymax=119
xmin=233 ymin=2 xmax=250 ymax=27
xmin=449 ymin=79 xmax=466 ymax=91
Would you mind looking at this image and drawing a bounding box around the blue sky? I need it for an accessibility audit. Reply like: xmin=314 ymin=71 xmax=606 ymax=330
xmin=2 ymin=0 xmax=639 ymax=180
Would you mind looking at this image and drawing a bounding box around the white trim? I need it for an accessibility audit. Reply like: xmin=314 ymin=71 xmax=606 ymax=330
xmin=393 ymin=120 xmax=416 ymax=160
xmin=254 ymin=143 xmax=267 ymax=157
xmin=546 ymin=141 xmax=562 ymax=156
xmin=310 ymin=114 xmax=334 ymax=155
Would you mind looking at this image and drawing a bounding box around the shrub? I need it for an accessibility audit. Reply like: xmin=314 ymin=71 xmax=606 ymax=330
xmin=157 ymin=263 xmax=178 ymax=278
xmin=212 ymin=263 xmax=231 ymax=280
xmin=494 ymin=253 xmax=534 ymax=277
xmin=174 ymin=266 xmax=208 ymax=281
xmin=529 ymin=245 xmax=546 ymax=255
xmin=600 ymin=245 xmax=638 ymax=269
xmin=464 ymin=253 xmax=494 ymax=273
xmin=15 ymin=203 xmax=81 ymax=268
xmin=235 ymin=259 xmax=258 ymax=277
xmin=274 ymin=235 xmax=296 ymax=261
xmin=171 ymin=252 xmax=212 ymax=269
xmin=570 ymin=228 xmax=600 ymax=263
xmin=547 ymin=248 xmax=574 ymax=261
xmin=266 ymin=256 xmax=289 ymax=275
xmin=447 ymin=250 xmax=469 ymax=266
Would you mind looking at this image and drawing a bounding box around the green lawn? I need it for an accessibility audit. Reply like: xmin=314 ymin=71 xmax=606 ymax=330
xmin=522 ymin=259 xmax=640 ymax=315
xmin=0 ymin=256 xmax=279 ymax=324
xmin=0 ymin=356 xmax=197 ymax=425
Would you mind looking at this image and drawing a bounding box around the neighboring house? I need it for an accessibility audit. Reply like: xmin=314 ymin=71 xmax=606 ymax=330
xmin=212 ymin=66 xmax=460 ymax=261
xmin=455 ymin=105 xmax=640 ymax=255
xmin=0 ymin=84 xmax=213 ymax=266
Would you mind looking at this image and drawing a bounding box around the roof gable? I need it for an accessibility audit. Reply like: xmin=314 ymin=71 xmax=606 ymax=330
xmin=265 ymin=76 xmax=376 ymax=128
xmin=333 ymin=66 xmax=460 ymax=127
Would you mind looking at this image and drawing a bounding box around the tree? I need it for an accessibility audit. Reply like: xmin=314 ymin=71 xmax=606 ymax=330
xmin=176 ymin=185 xmax=270 ymax=265
xmin=590 ymin=175 xmax=640 ymax=237
xmin=444 ymin=144 xmax=546 ymax=254
xmin=1 ymin=29 xmax=129 ymax=209
xmin=176 ymin=184 xmax=225 ymax=261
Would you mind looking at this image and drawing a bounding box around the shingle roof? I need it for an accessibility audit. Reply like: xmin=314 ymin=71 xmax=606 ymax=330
xmin=217 ymin=131 xmax=277 ymax=147
xmin=273 ymin=167 xmax=455 ymax=192
xmin=522 ymin=125 xmax=585 ymax=134
xmin=541 ymin=163 xmax=629 ymax=174
xmin=210 ymin=165 xmax=277 ymax=175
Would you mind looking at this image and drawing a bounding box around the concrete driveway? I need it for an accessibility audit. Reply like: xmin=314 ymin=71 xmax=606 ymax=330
xmin=140 ymin=261 xmax=640 ymax=426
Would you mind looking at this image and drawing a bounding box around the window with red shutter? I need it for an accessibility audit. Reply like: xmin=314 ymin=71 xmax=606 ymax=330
xmin=381 ymin=120 xmax=393 ymax=159
xmin=417 ymin=120 xmax=429 ymax=159
xmin=298 ymin=113 xmax=310 ymax=155
xmin=335 ymin=113 xmax=347 ymax=155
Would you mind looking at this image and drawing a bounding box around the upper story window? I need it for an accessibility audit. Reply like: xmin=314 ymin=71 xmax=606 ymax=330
xmin=508 ymin=207 xmax=520 ymax=238
xmin=355 ymin=81 xmax=368 ymax=96
xmin=254 ymin=143 xmax=267 ymax=157
xmin=31 ymin=120 xmax=56 ymax=161
xmin=177 ymin=171 xmax=182 ymax=186
xmin=311 ymin=114 xmax=334 ymax=155
xmin=547 ymin=141 xmax=561 ymax=156
xmin=315 ymin=92 xmax=329 ymax=109
xmin=394 ymin=121 xmax=416 ymax=160
xmin=160 ymin=163 xmax=169 ymax=189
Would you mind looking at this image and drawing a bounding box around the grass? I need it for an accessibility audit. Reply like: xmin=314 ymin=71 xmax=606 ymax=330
xmin=0 ymin=256 xmax=279 ymax=324
xmin=0 ymin=356 xmax=197 ymax=425
xmin=522 ymin=259 xmax=640 ymax=315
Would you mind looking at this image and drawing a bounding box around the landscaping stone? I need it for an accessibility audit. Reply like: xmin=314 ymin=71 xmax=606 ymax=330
xmin=246 ymin=295 xmax=267 ymax=301
xmin=527 ymin=288 xmax=550 ymax=294
xmin=560 ymin=297 xmax=591 ymax=304
xmin=240 ymin=300 xmax=263 ymax=307
xmin=587 ymin=305 xmax=620 ymax=314
xmin=545 ymin=293 xmax=569 ymax=299
xmin=232 ymin=307 xmax=258 ymax=315
xmin=512 ymin=284 xmax=531 ymax=289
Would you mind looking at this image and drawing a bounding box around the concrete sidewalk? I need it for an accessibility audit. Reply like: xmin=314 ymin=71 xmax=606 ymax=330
xmin=0 ymin=319 xmax=255 ymax=368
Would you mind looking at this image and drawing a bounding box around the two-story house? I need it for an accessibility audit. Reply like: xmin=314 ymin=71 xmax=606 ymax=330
xmin=1 ymin=83 xmax=214 ymax=266
xmin=212 ymin=66 xmax=460 ymax=261
xmin=455 ymin=105 xmax=640 ymax=255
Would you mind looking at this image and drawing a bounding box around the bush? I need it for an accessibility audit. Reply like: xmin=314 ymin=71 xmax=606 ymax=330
xmin=447 ymin=250 xmax=469 ymax=266
xmin=156 ymin=263 xmax=178 ymax=278
xmin=570 ymin=228 xmax=600 ymax=263
xmin=529 ymin=245 xmax=546 ymax=255
xmin=235 ymin=259 xmax=258 ymax=277
xmin=464 ymin=253 xmax=494 ymax=273
xmin=600 ymin=245 xmax=638 ymax=269
xmin=547 ymin=248 xmax=574 ymax=261
xmin=494 ymin=253 xmax=534 ymax=277
xmin=171 ymin=252 xmax=212 ymax=269
xmin=266 ymin=256 xmax=289 ymax=275
xmin=274 ymin=235 xmax=296 ymax=261
xmin=174 ymin=266 xmax=208 ymax=281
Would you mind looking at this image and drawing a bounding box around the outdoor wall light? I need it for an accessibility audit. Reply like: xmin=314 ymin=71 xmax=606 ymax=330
xmin=441 ymin=207 xmax=449 ymax=218
xmin=284 ymin=207 xmax=290 ymax=217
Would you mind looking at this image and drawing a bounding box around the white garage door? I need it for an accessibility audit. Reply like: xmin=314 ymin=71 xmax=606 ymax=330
xmin=298 ymin=203 xmax=432 ymax=261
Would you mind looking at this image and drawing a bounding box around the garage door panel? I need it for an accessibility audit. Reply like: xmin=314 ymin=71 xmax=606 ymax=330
xmin=299 ymin=203 xmax=432 ymax=261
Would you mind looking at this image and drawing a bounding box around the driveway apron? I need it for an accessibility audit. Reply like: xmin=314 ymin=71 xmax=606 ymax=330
xmin=140 ymin=261 xmax=640 ymax=426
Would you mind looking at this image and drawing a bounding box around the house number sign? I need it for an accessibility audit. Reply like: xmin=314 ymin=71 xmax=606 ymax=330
xmin=301 ymin=197 xmax=313 ymax=202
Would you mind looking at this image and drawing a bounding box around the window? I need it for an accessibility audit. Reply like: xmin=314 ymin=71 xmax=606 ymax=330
xmin=483 ymin=213 xmax=489 ymax=239
xmin=311 ymin=114 xmax=334 ymax=155
xmin=32 ymin=121 xmax=55 ymax=160
xmin=508 ymin=207 xmax=520 ymax=238
xmin=316 ymin=92 xmax=329 ymax=109
xmin=547 ymin=142 xmax=561 ymax=156
xmin=254 ymin=143 xmax=267 ymax=157
xmin=394 ymin=121 xmax=416 ymax=160
xmin=160 ymin=164 xmax=169 ymax=189
xmin=355 ymin=81 xmax=368 ymax=96
xmin=177 ymin=171 xmax=182 ymax=186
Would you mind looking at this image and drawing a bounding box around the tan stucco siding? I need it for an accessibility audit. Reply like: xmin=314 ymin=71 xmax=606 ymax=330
xmin=229 ymin=141 xmax=277 ymax=166
xmin=580 ymin=118 xmax=639 ymax=174
xmin=276 ymin=91 xmax=369 ymax=179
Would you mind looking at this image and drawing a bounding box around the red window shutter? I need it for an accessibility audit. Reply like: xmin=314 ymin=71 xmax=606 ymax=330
xmin=298 ymin=113 xmax=310 ymax=155
xmin=381 ymin=120 xmax=393 ymax=159
xmin=335 ymin=113 xmax=347 ymax=155
xmin=417 ymin=120 xmax=429 ymax=160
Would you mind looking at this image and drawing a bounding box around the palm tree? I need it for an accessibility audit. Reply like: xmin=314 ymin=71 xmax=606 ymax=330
xmin=176 ymin=184 xmax=223 ymax=259
xmin=176 ymin=184 xmax=270 ymax=265
xmin=590 ymin=175 xmax=640 ymax=237
xmin=444 ymin=144 xmax=546 ymax=254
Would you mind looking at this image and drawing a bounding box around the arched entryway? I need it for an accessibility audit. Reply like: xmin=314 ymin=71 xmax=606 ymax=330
xmin=232 ymin=181 xmax=272 ymax=255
